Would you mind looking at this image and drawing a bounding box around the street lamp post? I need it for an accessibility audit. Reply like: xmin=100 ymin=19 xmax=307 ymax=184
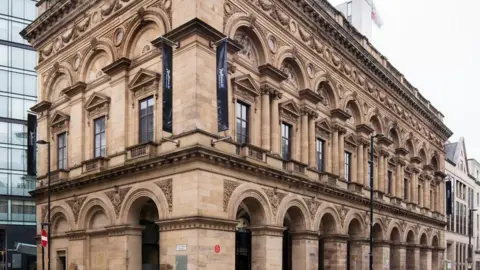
xmin=469 ymin=208 xmax=477 ymax=269
xmin=369 ymin=134 xmax=382 ymax=270
xmin=37 ymin=140 xmax=51 ymax=270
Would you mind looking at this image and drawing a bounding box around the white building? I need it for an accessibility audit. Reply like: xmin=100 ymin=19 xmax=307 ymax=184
xmin=445 ymin=137 xmax=479 ymax=269
xmin=334 ymin=0 xmax=383 ymax=39
xmin=468 ymin=158 xmax=480 ymax=269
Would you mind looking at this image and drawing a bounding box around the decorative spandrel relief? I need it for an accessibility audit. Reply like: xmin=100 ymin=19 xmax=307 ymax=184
xmin=263 ymin=188 xmax=286 ymax=218
xmin=105 ymin=186 xmax=132 ymax=218
xmin=304 ymin=198 xmax=321 ymax=218
xmin=155 ymin=179 xmax=173 ymax=212
xmin=66 ymin=196 xmax=87 ymax=223
xmin=223 ymin=180 xmax=240 ymax=212
xmin=234 ymin=31 xmax=257 ymax=66
xmin=41 ymin=205 xmax=48 ymax=223
xmin=335 ymin=205 xmax=350 ymax=224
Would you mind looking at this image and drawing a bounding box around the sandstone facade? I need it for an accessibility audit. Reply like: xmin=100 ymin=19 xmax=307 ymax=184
xmin=23 ymin=0 xmax=452 ymax=269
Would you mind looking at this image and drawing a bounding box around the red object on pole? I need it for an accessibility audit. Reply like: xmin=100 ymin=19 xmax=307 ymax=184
xmin=41 ymin=229 xmax=48 ymax=247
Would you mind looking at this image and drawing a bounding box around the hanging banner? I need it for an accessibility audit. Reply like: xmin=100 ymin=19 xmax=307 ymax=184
xmin=162 ymin=43 xmax=173 ymax=133
xmin=446 ymin=180 xmax=452 ymax=215
xmin=216 ymin=39 xmax=229 ymax=132
xmin=27 ymin=113 xmax=37 ymax=176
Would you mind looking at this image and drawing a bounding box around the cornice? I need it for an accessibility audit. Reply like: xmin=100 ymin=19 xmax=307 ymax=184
xmin=275 ymin=0 xmax=452 ymax=139
xmin=31 ymin=138 xmax=446 ymax=227
xmin=156 ymin=216 xmax=238 ymax=232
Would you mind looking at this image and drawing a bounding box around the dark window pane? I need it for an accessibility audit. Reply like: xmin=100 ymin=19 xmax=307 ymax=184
xmin=139 ymin=97 xmax=154 ymax=143
xmin=94 ymin=117 xmax=106 ymax=157
xmin=281 ymin=123 xmax=291 ymax=160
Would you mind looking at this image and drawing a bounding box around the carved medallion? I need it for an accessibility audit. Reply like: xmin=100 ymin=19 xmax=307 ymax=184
xmin=66 ymin=196 xmax=87 ymax=223
xmin=267 ymin=35 xmax=277 ymax=53
xmin=223 ymin=180 xmax=240 ymax=212
xmin=155 ymin=179 xmax=173 ymax=212
xmin=105 ymin=186 xmax=132 ymax=218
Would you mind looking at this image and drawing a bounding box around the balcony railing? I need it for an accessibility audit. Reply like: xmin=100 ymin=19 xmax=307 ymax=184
xmin=126 ymin=142 xmax=157 ymax=161
xmin=82 ymin=157 xmax=109 ymax=174
xmin=238 ymin=144 xmax=266 ymax=162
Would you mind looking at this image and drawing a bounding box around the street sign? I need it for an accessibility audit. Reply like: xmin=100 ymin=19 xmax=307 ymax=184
xmin=41 ymin=229 xmax=48 ymax=247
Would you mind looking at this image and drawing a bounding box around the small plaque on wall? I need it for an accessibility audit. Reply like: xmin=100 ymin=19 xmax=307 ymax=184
xmin=175 ymin=255 xmax=187 ymax=270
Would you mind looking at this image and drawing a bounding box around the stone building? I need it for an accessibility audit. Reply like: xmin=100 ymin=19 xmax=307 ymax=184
xmin=22 ymin=0 xmax=452 ymax=269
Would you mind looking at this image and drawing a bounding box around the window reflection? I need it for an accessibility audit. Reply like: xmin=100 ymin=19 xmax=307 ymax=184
xmin=11 ymin=149 xmax=26 ymax=171
xmin=0 ymin=148 xmax=7 ymax=169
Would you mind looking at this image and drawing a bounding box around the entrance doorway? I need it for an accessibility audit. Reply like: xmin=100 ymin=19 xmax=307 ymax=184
xmin=140 ymin=199 xmax=159 ymax=270
xmin=235 ymin=217 xmax=251 ymax=270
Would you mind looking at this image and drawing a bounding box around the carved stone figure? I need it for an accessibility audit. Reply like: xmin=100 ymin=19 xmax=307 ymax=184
xmin=281 ymin=62 xmax=298 ymax=89
xmin=234 ymin=32 xmax=256 ymax=65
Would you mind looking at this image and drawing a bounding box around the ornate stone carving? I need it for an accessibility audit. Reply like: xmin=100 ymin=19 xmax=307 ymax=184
xmin=382 ymin=215 xmax=391 ymax=229
xmin=155 ymin=179 xmax=173 ymax=212
xmin=223 ymin=180 xmax=240 ymax=212
xmin=41 ymin=205 xmax=48 ymax=223
xmin=66 ymin=196 xmax=87 ymax=223
xmin=399 ymin=220 xmax=407 ymax=232
xmin=263 ymin=188 xmax=286 ymax=217
xmin=281 ymin=62 xmax=298 ymax=89
xmin=105 ymin=186 xmax=132 ymax=218
xmin=234 ymin=32 xmax=257 ymax=65
xmin=335 ymin=205 xmax=350 ymax=224
xmin=304 ymin=198 xmax=321 ymax=217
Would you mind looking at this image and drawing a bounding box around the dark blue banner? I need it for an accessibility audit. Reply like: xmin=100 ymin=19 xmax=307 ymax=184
xmin=446 ymin=180 xmax=452 ymax=215
xmin=216 ymin=39 xmax=229 ymax=132
xmin=27 ymin=113 xmax=37 ymax=176
xmin=162 ymin=43 xmax=173 ymax=133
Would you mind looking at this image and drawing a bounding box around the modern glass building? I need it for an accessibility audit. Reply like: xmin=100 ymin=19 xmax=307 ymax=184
xmin=0 ymin=0 xmax=37 ymax=268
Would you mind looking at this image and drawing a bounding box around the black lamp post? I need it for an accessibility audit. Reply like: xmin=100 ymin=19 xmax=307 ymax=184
xmin=37 ymin=140 xmax=50 ymax=270
xmin=369 ymin=134 xmax=382 ymax=270
xmin=469 ymin=208 xmax=477 ymax=269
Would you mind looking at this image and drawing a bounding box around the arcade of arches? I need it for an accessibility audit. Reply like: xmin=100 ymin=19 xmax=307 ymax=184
xmin=25 ymin=0 xmax=451 ymax=269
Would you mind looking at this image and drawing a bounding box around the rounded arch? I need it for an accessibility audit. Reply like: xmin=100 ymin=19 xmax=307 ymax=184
xmin=276 ymin=47 xmax=308 ymax=90
xmin=314 ymin=73 xmax=339 ymax=109
xmin=430 ymin=155 xmax=440 ymax=171
xmin=313 ymin=204 xmax=342 ymax=234
xmin=123 ymin=11 xmax=169 ymax=59
xmin=405 ymin=230 xmax=416 ymax=244
xmin=77 ymin=196 xmax=115 ymax=230
xmin=80 ymin=40 xmax=115 ymax=82
xmin=44 ymin=63 xmax=74 ymax=102
xmin=346 ymin=218 xmax=364 ymax=238
xmin=343 ymin=210 xmax=366 ymax=235
xmin=405 ymin=139 xmax=415 ymax=158
xmin=120 ymin=183 xmax=169 ymax=224
xmin=276 ymin=196 xmax=311 ymax=231
xmin=431 ymin=234 xmax=439 ymax=247
xmin=387 ymin=126 xmax=401 ymax=149
xmin=372 ymin=223 xmax=384 ymax=241
xmin=226 ymin=183 xmax=273 ymax=225
xmin=122 ymin=8 xmax=170 ymax=58
xmin=420 ymin=233 xmax=428 ymax=246
xmin=419 ymin=148 xmax=428 ymax=166
xmin=343 ymin=98 xmax=364 ymax=126
xmin=50 ymin=205 xmax=75 ymax=234
xmin=226 ymin=14 xmax=268 ymax=66
xmin=368 ymin=113 xmax=384 ymax=135
xmin=389 ymin=226 xmax=401 ymax=243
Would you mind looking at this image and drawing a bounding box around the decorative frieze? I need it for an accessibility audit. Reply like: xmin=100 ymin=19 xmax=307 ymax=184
xmin=156 ymin=216 xmax=238 ymax=232
xmin=223 ymin=180 xmax=240 ymax=212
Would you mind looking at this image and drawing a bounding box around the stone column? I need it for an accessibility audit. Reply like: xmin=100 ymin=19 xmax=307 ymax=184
xmin=350 ymin=239 xmax=369 ymax=270
xmin=332 ymin=130 xmax=339 ymax=175
xmin=412 ymin=169 xmax=418 ymax=205
xmin=379 ymin=154 xmax=386 ymax=193
xmin=413 ymin=247 xmax=421 ymax=270
xmin=326 ymin=133 xmax=332 ymax=173
xmin=373 ymin=241 xmax=390 ymax=270
xmin=406 ymin=245 xmax=417 ymax=270
xmin=357 ymin=143 xmax=364 ymax=185
xmin=261 ymin=90 xmax=270 ymax=151
xmin=392 ymin=169 xmax=397 ymax=199
xmin=249 ymin=226 xmax=285 ymax=270
xmin=390 ymin=243 xmax=406 ymax=270
xmin=308 ymin=114 xmax=316 ymax=168
xmin=432 ymin=249 xmax=441 ymax=270
xmin=291 ymin=231 xmax=318 ymax=270
xmin=440 ymin=181 xmax=445 ymax=215
xmin=395 ymin=164 xmax=402 ymax=199
xmin=321 ymin=235 xmax=348 ymax=270
xmin=301 ymin=111 xmax=309 ymax=164
xmin=425 ymin=177 xmax=431 ymax=210
xmin=374 ymin=156 xmax=379 ymax=191
xmin=364 ymin=146 xmax=369 ymax=187
xmin=339 ymin=132 xmax=345 ymax=179
xmin=419 ymin=184 xmax=424 ymax=208
xmin=351 ymin=148 xmax=358 ymax=184
xmin=420 ymin=248 xmax=432 ymax=270
xmin=270 ymin=92 xmax=281 ymax=155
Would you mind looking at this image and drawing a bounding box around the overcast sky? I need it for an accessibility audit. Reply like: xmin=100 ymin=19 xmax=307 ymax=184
xmin=328 ymin=0 xmax=480 ymax=161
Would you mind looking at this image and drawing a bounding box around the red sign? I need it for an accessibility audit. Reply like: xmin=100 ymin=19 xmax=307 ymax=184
xmin=214 ymin=245 xmax=220 ymax=254
xmin=41 ymin=229 xmax=48 ymax=247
